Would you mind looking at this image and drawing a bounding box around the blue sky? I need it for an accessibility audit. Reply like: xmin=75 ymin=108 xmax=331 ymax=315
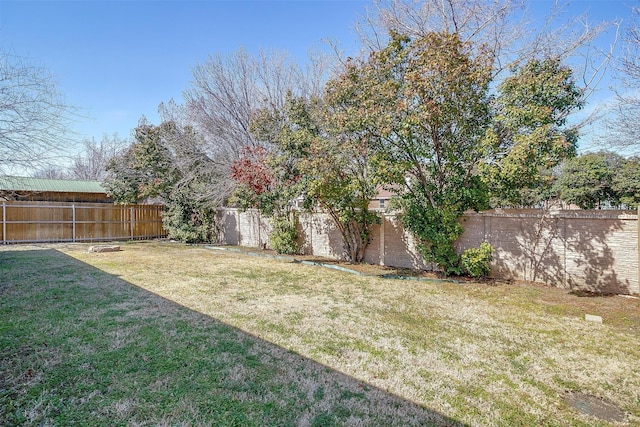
xmin=0 ymin=0 xmax=637 ymax=151
xmin=0 ymin=0 xmax=368 ymax=144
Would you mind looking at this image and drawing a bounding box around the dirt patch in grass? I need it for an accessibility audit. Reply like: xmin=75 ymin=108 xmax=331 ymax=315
xmin=564 ymin=392 xmax=627 ymax=423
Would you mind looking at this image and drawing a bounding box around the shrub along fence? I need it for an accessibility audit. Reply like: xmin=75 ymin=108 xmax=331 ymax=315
xmin=1 ymin=201 xmax=166 ymax=244
xmin=216 ymin=208 xmax=639 ymax=295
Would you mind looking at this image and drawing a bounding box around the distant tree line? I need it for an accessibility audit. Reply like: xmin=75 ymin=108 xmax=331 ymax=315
xmin=555 ymin=151 xmax=640 ymax=210
xmin=33 ymin=134 xmax=130 ymax=181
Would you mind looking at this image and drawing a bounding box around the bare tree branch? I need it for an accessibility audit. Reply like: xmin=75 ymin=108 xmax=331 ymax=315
xmin=0 ymin=49 xmax=77 ymax=174
xmin=70 ymin=134 xmax=130 ymax=181
xmin=354 ymin=0 xmax=615 ymax=84
xmin=180 ymin=48 xmax=331 ymax=205
xmin=605 ymin=7 xmax=640 ymax=152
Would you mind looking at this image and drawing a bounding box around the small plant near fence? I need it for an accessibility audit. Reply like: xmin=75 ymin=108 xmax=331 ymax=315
xmin=269 ymin=215 xmax=299 ymax=255
xmin=461 ymin=241 xmax=494 ymax=278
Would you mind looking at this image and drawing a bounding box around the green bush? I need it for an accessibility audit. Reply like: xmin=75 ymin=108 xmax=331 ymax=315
xmin=400 ymin=195 xmax=465 ymax=275
xmin=163 ymin=200 xmax=220 ymax=244
xmin=461 ymin=242 xmax=494 ymax=278
xmin=269 ymin=215 xmax=299 ymax=255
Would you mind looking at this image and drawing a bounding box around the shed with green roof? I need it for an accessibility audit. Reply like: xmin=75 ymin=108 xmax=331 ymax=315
xmin=0 ymin=176 xmax=112 ymax=203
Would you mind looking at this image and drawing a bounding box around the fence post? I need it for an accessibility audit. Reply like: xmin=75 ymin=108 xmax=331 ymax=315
xmin=236 ymin=209 xmax=241 ymax=245
xmin=72 ymin=204 xmax=76 ymax=242
xmin=379 ymin=215 xmax=385 ymax=266
xmin=2 ymin=202 xmax=5 ymax=245
xmin=307 ymin=212 xmax=313 ymax=256
xmin=130 ymin=206 xmax=135 ymax=240
xmin=256 ymin=210 xmax=262 ymax=248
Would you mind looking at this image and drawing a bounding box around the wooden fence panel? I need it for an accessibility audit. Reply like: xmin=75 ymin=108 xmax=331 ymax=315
xmin=132 ymin=205 xmax=166 ymax=239
xmin=1 ymin=201 xmax=166 ymax=244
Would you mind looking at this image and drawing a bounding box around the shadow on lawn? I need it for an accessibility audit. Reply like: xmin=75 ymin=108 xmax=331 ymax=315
xmin=0 ymin=249 xmax=466 ymax=427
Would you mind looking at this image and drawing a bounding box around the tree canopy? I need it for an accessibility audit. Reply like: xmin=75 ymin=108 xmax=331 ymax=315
xmin=555 ymin=151 xmax=620 ymax=209
xmin=319 ymin=30 xmax=583 ymax=273
xmin=481 ymin=58 xmax=583 ymax=207
xmin=236 ymin=94 xmax=380 ymax=262
xmin=554 ymin=151 xmax=640 ymax=209
xmin=104 ymin=120 xmax=222 ymax=243
xmin=323 ymin=31 xmax=495 ymax=272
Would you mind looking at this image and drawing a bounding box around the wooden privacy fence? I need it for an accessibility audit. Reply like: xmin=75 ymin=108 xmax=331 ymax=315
xmin=1 ymin=201 xmax=166 ymax=244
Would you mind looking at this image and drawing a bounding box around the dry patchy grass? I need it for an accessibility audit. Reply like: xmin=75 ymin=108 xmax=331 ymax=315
xmin=2 ymin=241 xmax=639 ymax=426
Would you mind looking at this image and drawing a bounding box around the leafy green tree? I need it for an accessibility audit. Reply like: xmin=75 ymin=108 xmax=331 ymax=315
xmin=325 ymin=31 xmax=493 ymax=273
xmin=612 ymin=156 xmax=640 ymax=209
xmin=229 ymin=97 xmax=311 ymax=255
xmin=236 ymin=97 xmax=312 ymax=221
xmin=324 ymin=31 xmax=584 ymax=274
xmin=246 ymin=95 xmax=379 ymax=263
xmin=481 ymin=58 xmax=584 ymax=207
xmin=162 ymin=188 xmax=220 ymax=244
xmin=555 ymin=151 xmax=622 ymax=209
xmin=307 ymin=103 xmax=380 ymax=264
xmin=229 ymin=142 xmax=303 ymax=255
xmin=103 ymin=120 xmax=179 ymax=204
xmin=104 ymin=120 xmax=221 ymax=243
xmin=102 ymin=147 xmax=142 ymax=204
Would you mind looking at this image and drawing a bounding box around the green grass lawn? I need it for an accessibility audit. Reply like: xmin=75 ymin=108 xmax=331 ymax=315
xmin=1 ymin=242 xmax=639 ymax=426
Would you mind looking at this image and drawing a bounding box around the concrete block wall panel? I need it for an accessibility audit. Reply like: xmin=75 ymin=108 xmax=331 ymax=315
xmin=362 ymin=222 xmax=382 ymax=266
xmin=216 ymin=208 xmax=639 ymax=294
xmin=238 ymin=209 xmax=262 ymax=248
xmin=297 ymin=212 xmax=315 ymax=255
xmin=295 ymin=212 xmax=345 ymax=260
xmin=382 ymin=215 xmax=429 ymax=270
xmin=259 ymin=214 xmax=272 ymax=249
xmin=562 ymin=215 xmax=638 ymax=294
xmin=217 ymin=209 xmax=240 ymax=246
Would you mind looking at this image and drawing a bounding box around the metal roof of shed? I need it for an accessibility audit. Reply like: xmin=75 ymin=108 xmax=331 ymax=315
xmin=0 ymin=176 xmax=106 ymax=193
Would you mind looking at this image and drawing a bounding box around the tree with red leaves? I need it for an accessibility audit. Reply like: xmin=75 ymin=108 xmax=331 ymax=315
xmin=230 ymin=146 xmax=274 ymax=199
xmin=230 ymin=140 xmax=304 ymax=255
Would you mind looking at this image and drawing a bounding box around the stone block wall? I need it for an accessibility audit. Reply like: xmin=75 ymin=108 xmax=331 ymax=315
xmin=217 ymin=208 xmax=639 ymax=295
xmin=458 ymin=210 xmax=639 ymax=294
